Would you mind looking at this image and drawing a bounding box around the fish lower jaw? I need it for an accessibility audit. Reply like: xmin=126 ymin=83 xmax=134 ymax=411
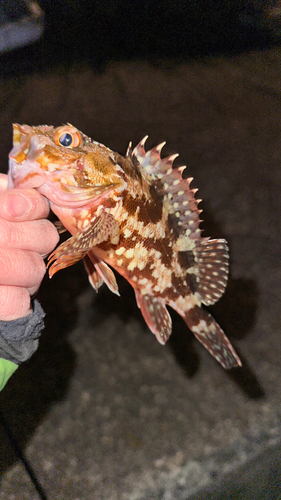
xmin=8 ymin=159 xmax=45 ymax=189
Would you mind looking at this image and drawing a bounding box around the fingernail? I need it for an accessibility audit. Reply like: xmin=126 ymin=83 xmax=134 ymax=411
xmin=6 ymin=193 xmax=32 ymax=218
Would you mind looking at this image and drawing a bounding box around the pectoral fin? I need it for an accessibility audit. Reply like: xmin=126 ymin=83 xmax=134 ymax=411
xmin=48 ymin=212 xmax=120 ymax=277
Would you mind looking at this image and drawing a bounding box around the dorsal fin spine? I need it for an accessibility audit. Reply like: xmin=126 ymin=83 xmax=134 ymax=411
xmin=132 ymin=138 xmax=205 ymax=242
xmin=126 ymin=141 xmax=133 ymax=157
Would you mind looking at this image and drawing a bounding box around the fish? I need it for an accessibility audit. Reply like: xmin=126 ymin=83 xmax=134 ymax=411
xmin=8 ymin=123 xmax=241 ymax=369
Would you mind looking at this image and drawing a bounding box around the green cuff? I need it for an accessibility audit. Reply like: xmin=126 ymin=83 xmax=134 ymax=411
xmin=0 ymin=358 xmax=18 ymax=391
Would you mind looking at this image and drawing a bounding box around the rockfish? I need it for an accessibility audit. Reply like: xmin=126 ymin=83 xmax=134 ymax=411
xmin=8 ymin=124 xmax=241 ymax=369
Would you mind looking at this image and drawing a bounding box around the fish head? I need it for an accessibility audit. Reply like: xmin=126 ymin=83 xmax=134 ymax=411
xmin=9 ymin=124 xmax=126 ymax=208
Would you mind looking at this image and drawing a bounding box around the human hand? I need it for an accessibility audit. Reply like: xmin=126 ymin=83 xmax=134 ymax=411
xmin=0 ymin=173 xmax=59 ymax=320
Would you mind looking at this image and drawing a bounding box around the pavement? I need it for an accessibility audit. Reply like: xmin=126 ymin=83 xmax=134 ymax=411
xmin=0 ymin=4 xmax=280 ymax=499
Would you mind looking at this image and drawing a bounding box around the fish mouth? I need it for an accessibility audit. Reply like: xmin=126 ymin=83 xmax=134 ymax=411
xmin=8 ymin=124 xmax=124 ymax=210
xmin=8 ymin=124 xmax=46 ymax=189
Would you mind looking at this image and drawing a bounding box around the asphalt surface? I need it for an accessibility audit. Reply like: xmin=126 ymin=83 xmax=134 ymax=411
xmin=0 ymin=7 xmax=280 ymax=499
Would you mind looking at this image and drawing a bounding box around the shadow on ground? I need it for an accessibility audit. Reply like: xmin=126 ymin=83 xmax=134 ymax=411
xmin=89 ymin=267 xmax=262 ymax=399
xmin=0 ymin=190 xmax=262 ymax=477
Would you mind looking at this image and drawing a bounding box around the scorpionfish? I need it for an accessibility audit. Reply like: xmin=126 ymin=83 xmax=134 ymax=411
xmin=8 ymin=124 xmax=241 ymax=369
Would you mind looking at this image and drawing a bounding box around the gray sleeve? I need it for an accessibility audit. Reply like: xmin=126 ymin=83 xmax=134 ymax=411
xmin=0 ymin=300 xmax=45 ymax=365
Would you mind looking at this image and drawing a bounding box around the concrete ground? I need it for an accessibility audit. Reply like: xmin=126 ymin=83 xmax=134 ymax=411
xmin=0 ymin=3 xmax=280 ymax=499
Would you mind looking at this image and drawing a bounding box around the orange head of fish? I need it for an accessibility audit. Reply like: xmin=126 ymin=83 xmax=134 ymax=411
xmin=8 ymin=124 xmax=126 ymax=208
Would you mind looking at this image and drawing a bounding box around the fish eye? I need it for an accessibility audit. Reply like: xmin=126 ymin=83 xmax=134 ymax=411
xmin=54 ymin=126 xmax=82 ymax=148
xmin=59 ymin=133 xmax=73 ymax=147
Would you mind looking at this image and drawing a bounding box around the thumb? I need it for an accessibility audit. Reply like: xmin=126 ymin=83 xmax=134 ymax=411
xmin=0 ymin=174 xmax=8 ymax=193
xmin=0 ymin=188 xmax=50 ymax=221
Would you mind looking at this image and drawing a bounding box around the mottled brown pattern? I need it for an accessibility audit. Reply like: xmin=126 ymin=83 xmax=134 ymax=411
xmin=167 ymin=213 xmax=181 ymax=236
xmin=115 ymin=153 xmax=143 ymax=183
xmin=8 ymin=123 xmax=241 ymax=369
xmin=173 ymin=268 xmax=196 ymax=295
xmin=162 ymin=280 xmax=179 ymax=301
xmin=43 ymin=145 xmax=77 ymax=163
xmin=143 ymin=237 xmax=174 ymax=264
xmin=187 ymin=305 xmax=208 ymax=327
xmin=122 ymin=192 xmax=144 ymax=217
xmin=177 ymin=250 xmax=194 ymax=271
xmin=74 ymin=160 xmax=92 ymax=187
xmin=130 ymin=261 xmax=158 ymax=281
xmin=122 ymin=193 xmax=162 ymax=225
xmin=100 ymin=198 xmax=117 ymax=209
xmin=137 ymin=189 xmax=163 ymax=224
xmin=87 ymin=152 xmax=114 ymax=174
xmin=121 ymin=183 xmax=162 ymax=225
xmin=171 ymin=272 xmax=184 ymax=294
xmin=118 ymin=228 xmax=140 ymax=244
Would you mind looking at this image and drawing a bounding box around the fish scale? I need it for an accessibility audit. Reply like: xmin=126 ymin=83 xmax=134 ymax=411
xmin=8 ymin=123 xmax=241 ymax=370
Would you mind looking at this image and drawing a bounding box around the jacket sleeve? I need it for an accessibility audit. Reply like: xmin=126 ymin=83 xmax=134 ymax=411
xmin=0 ymin=299 xmax=45 ymax=390
xmin=0 ymin=359 xmax=18 ymax=391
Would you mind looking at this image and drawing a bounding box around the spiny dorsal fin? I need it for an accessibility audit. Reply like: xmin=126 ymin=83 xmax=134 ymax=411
xmin=193 ymin=239 xmax=229 ymax=306
xmin=132 ymin=138 xmax=229 ymax=306
xmin=132 ymin=137 xmax=202 ymax=241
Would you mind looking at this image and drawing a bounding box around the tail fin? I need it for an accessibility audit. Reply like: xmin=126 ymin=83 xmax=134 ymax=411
xmin=183 ymin=305 xmax=241 ymax=369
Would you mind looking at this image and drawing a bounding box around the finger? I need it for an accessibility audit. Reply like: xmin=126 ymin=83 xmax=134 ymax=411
xmin=0 ymin=174 xmax=8 ymax=193
xmin=0 ymin=188 xmax=50 ymax=221
xmin=0 ymin=285 xmax=32 ymax=321
xmin=0 ymin=248 xmax=46 ymax=288
xmin=0 ymin=218 xmax=59 ymax=255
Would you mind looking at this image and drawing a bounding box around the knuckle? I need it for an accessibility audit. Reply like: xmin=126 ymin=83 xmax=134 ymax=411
xmin=44 ymin=219 xmax=60 ymax=245
xmin=33 ymin=253 xmax=47 ymax=282
xmin=38 ymin=219 xmax=60 ymax=254
xmin=0 ymin=248 xmax=46 ymax=288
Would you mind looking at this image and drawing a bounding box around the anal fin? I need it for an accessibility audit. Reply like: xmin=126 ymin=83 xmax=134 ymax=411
xmin=135 ymin=291 xmax=172 ymax=345
xmin=183 ymin=305 xmax=241 ymax=369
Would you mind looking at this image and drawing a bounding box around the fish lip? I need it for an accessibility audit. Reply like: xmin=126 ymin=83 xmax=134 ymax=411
xmin=9 ymin=126 xmax=41 ymax=159
xmin=8 ymin=132 xmax=45 ymax=189
xmin=8 ymin=158 xmax=21 ymax=187
xmin=7 ymin=167 xmax=14 ymax=188
xmin=8 ymin=156 xmax=46 ymax=189
xmin=8 ymin=125 xmax=47 ymax=189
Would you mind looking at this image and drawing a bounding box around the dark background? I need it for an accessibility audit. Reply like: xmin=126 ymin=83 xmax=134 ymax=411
xmin=1 ymin=0 xmax=278 ymax=76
